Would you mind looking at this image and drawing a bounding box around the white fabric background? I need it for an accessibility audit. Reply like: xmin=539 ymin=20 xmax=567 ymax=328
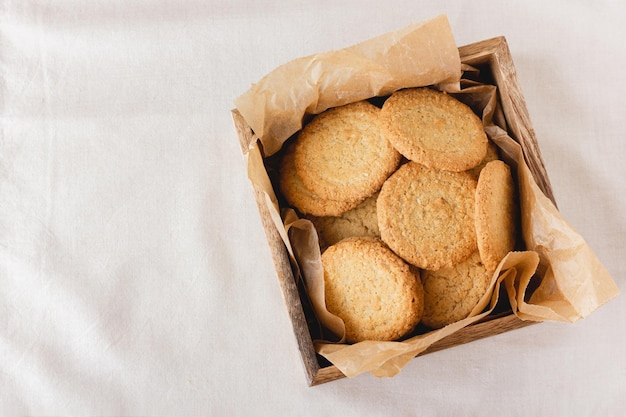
xmin=1 ymin=1 xmax=625 ymax=415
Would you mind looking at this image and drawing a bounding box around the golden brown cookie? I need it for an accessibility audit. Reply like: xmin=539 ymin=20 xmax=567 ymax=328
xmin=294 ymin=100 xmax=401 ymax=203
xmin=278 ymin=142 xmax=362 ymax=216
xmin=421 ymin=251 xmax=492 ymax=329
xmin=380 ymin=87 xmax=488 ymax=172
xmin=475 ymin=160 xmax=518 ymax=272
xmin=307 ymin=192 xmax=380 ymax=251
xmin=467 ymin=139 xmax=500 ymax=179
xmin=321 ymin=237 xmax=424 ymax=343
xmin=377 ymin=161 xmax=477 ymax=270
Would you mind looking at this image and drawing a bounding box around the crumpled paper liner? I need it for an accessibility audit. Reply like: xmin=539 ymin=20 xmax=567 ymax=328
xmin=236 ymin=15 xmax=619 ymax=379
xmin=235 ymin=15 xmax=461 ymax=157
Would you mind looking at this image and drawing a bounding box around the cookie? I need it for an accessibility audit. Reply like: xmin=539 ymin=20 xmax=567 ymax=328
xmin=380 ymin=87 xmax=488 ymax=172
xmin=377 ymin=161 xmax=477 ymax=270
xmin=307 ymin=192 xmax=380 ymax=251
xmin=279 ymin=142 xmax=362 ymax=216
xmin=467 ymin=139 xmax=500 ymax=179
xmin=475 ymin=160 xmax=518 ymax=272
xmin=421 ymin=251 xmax=491 ymax=329
xmin=294 ymin=100 xmax=401 ymax=203
xmin=321 ymin=237 xmax=424 ymax=343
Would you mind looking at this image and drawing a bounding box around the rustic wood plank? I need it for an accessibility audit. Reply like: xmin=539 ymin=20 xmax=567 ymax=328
xmin=232 ymin=109 xmax=322 ymax=386
xmin=310 ymin=365 xmax=346 ymax=386
xmin=421 ymin=313 xmax=536 ymax=355
xmin=458 ymin=37 xmax=503 ymax=66
xmin=309 ymin=315 xmax=536 ymax=385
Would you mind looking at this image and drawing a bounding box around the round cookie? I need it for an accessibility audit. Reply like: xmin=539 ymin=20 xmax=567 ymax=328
xmin=294 ymin=100 xmax=401 ymax=202
xmin=321 ymin=237 xmax=424 ymax=343
xmin=307 ymin=192 xmax=380 ymax=252
xmin=380 ymin=87 xmax=488 ymax=172
xmin=421 ymin=251 xmax=492 ymax=329
xmin=475 ymin=160 xmax=518 ymax=272
xmin=377 ymin=161 xmax=478 ymax=270
xmin=279 ymin=142 xmax=362 ymax=216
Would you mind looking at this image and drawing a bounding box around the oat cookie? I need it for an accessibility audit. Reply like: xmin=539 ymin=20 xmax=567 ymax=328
xmin=421 ymin=251 xmax=491 ymax=329
xmin=279 ymin=142 xmax=362 ymax=216
xmin=294 ymin=100 xmax=401 ymax=202
xmin=377 ymin=162 xmax=477 ymax=270
xmin=475 ymin=160 xmax=518 ymax=272
xmin=321 ymin=237 xmax=424 ymax=343
xmin=380 ymin=87 xmax=488 ymax=172
xmin=308 ymin=192 xmax=380 ymax=251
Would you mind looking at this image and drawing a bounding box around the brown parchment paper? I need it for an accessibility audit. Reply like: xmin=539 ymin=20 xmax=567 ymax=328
xmin=234 ymin=14 xmax=461 ymax=157
xmin=236 ymin=15 xmax=619 ymax=379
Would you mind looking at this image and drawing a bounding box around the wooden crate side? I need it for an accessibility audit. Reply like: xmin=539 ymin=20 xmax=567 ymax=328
xmin=232 ymin=110 xmax=323 ymax=385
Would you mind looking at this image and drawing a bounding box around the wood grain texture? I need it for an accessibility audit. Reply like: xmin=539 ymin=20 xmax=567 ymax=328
xmin=232 ymin=36 xmax=554 ymax=386
xmin=421 ymin=312 xmax=536 ymax=355
xmin=232 ymin=109 xmax=324 ymax=386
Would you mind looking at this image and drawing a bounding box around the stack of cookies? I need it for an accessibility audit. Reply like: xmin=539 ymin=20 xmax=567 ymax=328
xmin=278 ymin=87 xmax=518 ymax=343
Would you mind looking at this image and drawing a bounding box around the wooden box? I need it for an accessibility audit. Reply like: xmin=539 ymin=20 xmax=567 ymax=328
xmin=232 ymin=36 xmax=555 ymax=386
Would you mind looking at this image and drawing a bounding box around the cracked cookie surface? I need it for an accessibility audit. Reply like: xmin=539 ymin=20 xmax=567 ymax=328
xmin=377 ymin=161 xmax=477 ymax=270
xmin=307 ymin=192 xmax=379 ymax=251
xmin=380 ymin=87 xmax=487 ymax=172
xmin=294 ymin=100 xmax=400 ymax=203
xmin=322 ymin=237 xmax=423 ymax=343
xmin=421 ymin=251 xmax=491 ymax=329
xmin=279 ymin=141 xmax=362 ymax=216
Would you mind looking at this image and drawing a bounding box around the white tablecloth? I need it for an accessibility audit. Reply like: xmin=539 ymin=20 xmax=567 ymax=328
xmin=1 ymin=1 xmax=625 ymax=415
